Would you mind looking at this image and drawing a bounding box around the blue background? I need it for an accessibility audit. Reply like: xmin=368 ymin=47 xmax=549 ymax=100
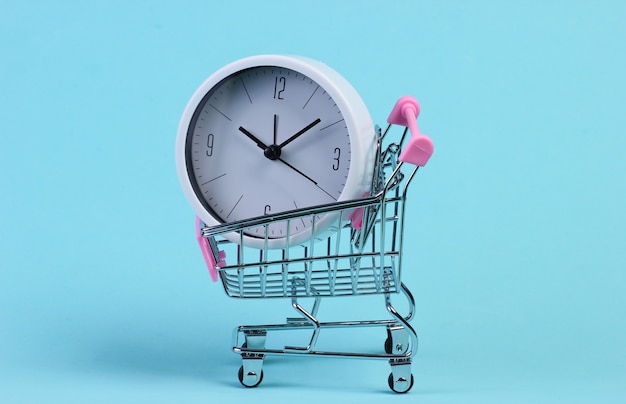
xmin=1 ymin=0 xmax=625 ymax=402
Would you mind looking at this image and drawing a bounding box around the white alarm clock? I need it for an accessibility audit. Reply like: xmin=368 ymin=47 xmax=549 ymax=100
xmin=176 ymin=55 xmax=375 ymax=248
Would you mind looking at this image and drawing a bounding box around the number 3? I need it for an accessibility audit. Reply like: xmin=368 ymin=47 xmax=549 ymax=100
xmin=332 ymin=147 xmax=341 ymax=170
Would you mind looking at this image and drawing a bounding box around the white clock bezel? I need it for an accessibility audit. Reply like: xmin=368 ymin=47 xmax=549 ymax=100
xmin=175 ymin=55 xmax=375 ymax=248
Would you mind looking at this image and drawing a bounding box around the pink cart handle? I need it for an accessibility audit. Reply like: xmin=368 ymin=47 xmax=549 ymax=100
xmin=195 ymin=216 xmax=222 ymax=282
xmin=387 ymin=96 xmax=434 ymax=166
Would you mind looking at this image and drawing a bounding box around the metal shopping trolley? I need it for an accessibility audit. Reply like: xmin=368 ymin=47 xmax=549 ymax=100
xmin=195 ymin=96 xmax=434 ymax=393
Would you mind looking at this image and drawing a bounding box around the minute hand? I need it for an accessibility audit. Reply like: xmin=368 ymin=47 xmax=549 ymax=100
xmin=278 ymin=118 xmax=321 ymax=149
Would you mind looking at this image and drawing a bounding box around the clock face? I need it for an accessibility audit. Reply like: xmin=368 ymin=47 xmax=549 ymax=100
xmin=184 ymin=65 xmax=352 ymax=240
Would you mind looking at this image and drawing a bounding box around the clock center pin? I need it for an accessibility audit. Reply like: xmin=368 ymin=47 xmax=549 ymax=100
xmin=264 ymin=144 xmax=282 ymax=160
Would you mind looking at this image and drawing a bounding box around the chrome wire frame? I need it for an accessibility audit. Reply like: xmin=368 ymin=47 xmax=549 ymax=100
xmin=198 ymin=123 xmax=422 ymax=389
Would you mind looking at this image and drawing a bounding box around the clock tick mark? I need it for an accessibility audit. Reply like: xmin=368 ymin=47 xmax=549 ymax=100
xmin=302 ymin=85 xmax=319 ymax=109
xmin=208 ymin=104 xmax=232 ymax=121
xmin=319 ymin=119 xmax=345 ymax=131
xmin=201 ymin=173 xmax=227 ymax=185
xmin=226 ymin=194 xmax=244 ymax=219
xmin=294 ymin=202 xmax=307 ymax=227
xmin=240 ymin=77 xmax=252 ymax=104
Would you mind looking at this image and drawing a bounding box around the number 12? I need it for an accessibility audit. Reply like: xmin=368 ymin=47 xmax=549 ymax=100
xmin=274 ymin=76 xmax=286 ymax=99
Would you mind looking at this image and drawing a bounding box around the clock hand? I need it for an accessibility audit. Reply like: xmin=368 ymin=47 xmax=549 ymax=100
xmin=278 ymin=158 xmax=316 ymax=184
xmin=240 ymin=125 xmax=284 ymax=160
xmin=238 ymin=126 xmax=268 ymax=150
xmin=273 ymin=114 xmax=278 ymax=145
xmin=278 ymin=118 xmax=321 ymax=149
xmin=277 ymin=157 xmax=337 ymax=200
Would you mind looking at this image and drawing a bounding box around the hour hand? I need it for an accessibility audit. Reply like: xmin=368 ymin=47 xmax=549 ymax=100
xmin=238 ymin=126 xmax=268 ymax=150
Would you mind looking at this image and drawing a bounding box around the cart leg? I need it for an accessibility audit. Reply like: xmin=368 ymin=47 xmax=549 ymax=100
xmin=385 ymin=324 xmax=410 ymax=355
xmin=388 ymin=358 xmax=414 ymax=393
xmin=242 ymin=329 xmax=267 ymax=350
xmin=385 ymin=283 xmax=418 ymax=355
xmin=238 ymin=330 xmax=266 ymax=388
xmin=284 ymin=294 xmax=321 ymax=353
xmin=385 ymin=284 xmax=417 ymax=393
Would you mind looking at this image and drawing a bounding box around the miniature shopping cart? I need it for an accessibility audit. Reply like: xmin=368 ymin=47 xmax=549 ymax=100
xmin=195 ymin=96 xmax=434 ymax=393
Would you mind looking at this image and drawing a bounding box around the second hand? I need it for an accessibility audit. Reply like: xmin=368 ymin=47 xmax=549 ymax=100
xmin=278 ymin=158 xmax=336 ymax=200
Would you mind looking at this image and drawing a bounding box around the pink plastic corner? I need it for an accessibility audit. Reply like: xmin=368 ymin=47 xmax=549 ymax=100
xmin=388 ymin=96 xmax=434 ymax=166
xmin=195 ymin=216 xmax=219 ymax=282
xmin=348 ymin=207 xmax=364 ymax=230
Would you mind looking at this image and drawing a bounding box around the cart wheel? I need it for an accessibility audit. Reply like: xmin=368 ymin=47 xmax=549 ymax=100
xmin=238 ymin=365 xmax=264 ymax=388
xmin=384 ymin=336 xmax=393 ymax=354
xmin=388 ymin=372 xmax=414 ymax=393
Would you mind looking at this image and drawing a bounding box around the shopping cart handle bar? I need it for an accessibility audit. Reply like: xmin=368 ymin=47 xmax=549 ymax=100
xmin=387 ymin=96 xmax=434 ymax=167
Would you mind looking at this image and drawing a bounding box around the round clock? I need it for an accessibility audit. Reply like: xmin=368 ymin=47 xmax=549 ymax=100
xmin=176 ymin=55 xmax=375 ymax=249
